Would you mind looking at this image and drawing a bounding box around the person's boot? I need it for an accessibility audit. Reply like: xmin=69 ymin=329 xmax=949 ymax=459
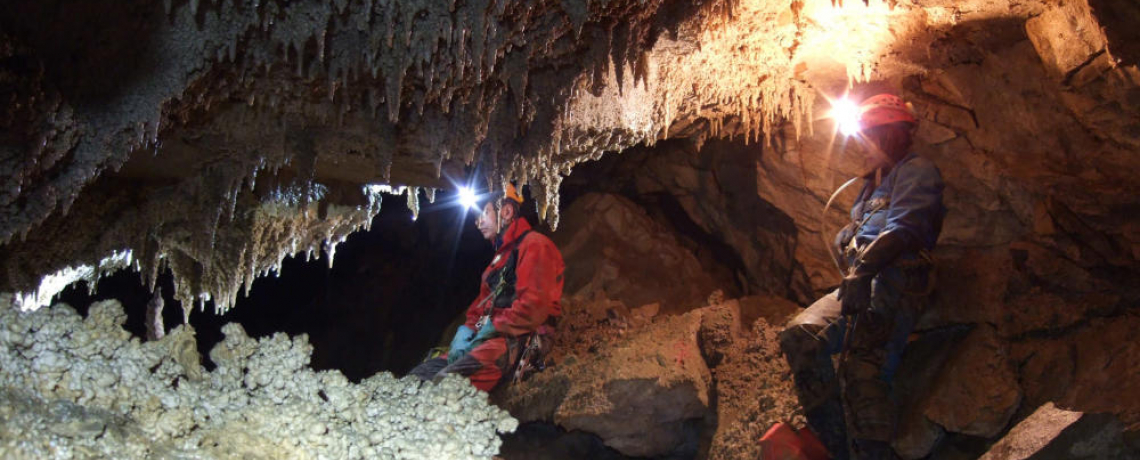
xmin=851 ymin=438 xmax=894 ymax=460
xmin=805 ymin=398 xmax=849 ymax=460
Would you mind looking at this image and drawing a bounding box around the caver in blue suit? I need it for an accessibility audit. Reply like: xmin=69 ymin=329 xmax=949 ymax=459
xmin=779 ymin=94 xmax=945 ymax=460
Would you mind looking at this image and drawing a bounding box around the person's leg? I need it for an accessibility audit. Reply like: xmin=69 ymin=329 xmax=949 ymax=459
xmin=433 ymin=337 xmax=510 ymax=391
xmin=779 ymin=290 xmax=849 ymax=460
xmin=408 ymin=357 xmax=449 ymax=382
xmin=842 ymin=269 xmax=925 ymax=459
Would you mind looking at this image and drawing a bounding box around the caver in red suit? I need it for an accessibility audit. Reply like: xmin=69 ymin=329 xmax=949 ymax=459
xmin=410 ymin=185 xmax=564 ymax=391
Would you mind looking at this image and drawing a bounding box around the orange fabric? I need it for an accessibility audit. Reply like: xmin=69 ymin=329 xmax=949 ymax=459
xmin=463 ymin=218 xmax=565 ymax=337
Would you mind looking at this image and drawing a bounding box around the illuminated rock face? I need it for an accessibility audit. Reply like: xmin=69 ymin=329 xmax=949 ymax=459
xmin=0 ymin=295 xmax=516 ymax=459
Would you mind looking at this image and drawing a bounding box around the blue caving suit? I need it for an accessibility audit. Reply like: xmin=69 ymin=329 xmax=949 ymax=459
xmin=779 ymin=153 xmax=945 ymax=459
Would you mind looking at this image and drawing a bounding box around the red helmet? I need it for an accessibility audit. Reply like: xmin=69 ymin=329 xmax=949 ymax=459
xmin=858 ymin=94 xmax=916 ymax=130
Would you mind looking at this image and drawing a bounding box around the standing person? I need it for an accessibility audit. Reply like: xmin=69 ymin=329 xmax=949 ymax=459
xmin=410 ymin=184 xmax=565 ymax=392
xmin=778 ymin=94 xmax=945 ymax=459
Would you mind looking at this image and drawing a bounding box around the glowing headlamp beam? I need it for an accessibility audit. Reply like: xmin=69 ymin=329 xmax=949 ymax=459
xmin=831 ymin=97 xmax=861 ymax=137
xmin=458 ymin=186 xmax=479 ymax=211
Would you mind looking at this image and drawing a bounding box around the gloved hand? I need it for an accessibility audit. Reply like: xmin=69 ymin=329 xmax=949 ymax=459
xmin=472 ymin=319 xmax=498 ymax=343
xmin=834 ymin=223 xmax=855 ymax=255
xmin=446 ymin=325 xmax=475 ymax=364
xmin=838 ymin=230 xmax=911 ymax=316
xmin=838 ymin=273 xmax=873 ymax=316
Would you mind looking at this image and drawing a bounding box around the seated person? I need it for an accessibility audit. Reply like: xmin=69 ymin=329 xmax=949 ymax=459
xmin=410 ymin=184 xmax=564 ymax=391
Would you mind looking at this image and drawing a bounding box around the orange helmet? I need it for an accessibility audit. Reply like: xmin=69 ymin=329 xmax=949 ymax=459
xmin=503 ymin=183 xmax=524 ymax=204
xmin=858 ymin=94 xmax=916 ymax=130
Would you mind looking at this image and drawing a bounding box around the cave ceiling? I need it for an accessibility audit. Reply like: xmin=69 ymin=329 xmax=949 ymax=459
xmin=2 ymin=0 xmax=1138 ymax=316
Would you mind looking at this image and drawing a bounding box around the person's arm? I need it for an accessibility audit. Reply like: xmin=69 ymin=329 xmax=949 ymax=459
xmin=491 ymin=237 xmax=565 ymax=336
xmin=881 ymin=159 xmax=944 ymax=251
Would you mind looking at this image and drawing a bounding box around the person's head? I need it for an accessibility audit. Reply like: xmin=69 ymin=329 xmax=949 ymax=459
xmin=474 ymin=183 xmax=524 ymax=241
xmin=857 ymin=94 xmax=916 ymax=170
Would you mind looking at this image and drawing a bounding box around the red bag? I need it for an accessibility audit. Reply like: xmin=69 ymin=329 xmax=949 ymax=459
xmin=759 ymin=422 xmax=831 ymax=460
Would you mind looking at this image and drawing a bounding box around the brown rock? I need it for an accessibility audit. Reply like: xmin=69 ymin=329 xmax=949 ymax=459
xmin=737 ymin=294 xmax=801 ymax=329
xmin=891 ymin=326 xmax=973 ymax=459
xmin=1015 ymin=316 xmax=1140 ymax=430
xmin=697 ymin=299 xmax=742 ymax=367
xmin=498 ymin=309 xmax=712 ymax=457
xmin=1087 ymin=0 xmax=1140 ymax=66
xmin=999 ymin=288 xmax=1117 ymax=337
xmin=921 ymin=247 xmax=1012 ymax=328
xmin=893 ymin=417 xmax=944 ymax=460
xmin=631 ymin=302 xmax=660 ymax=320
xmin=1026 ymin=1 xmax=1108 ymax=79
xmin=553 ymin=193 xmax=735 ymax=314
xmin=979 ymin=402 xmax=1084 ymax=460
xmin=924 ymin=325 xmax=1022 ymax=438
xmin=980 ymin=402 xmax=1137 ymax=459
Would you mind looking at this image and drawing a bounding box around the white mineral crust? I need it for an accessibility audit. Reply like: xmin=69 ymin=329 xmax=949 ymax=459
xmin=0 ymin=295 xmax=515 ymax=459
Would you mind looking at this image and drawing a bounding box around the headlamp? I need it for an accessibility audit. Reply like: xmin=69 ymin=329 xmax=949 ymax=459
xmin=832 ymin=97 xmax=861 ymax=137
xmin=458 ymin=186 xmax=479 ymax=211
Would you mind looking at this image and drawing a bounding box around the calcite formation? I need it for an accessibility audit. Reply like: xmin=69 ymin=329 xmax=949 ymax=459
xmin=0 ymin=295 xmax=516 ymax=459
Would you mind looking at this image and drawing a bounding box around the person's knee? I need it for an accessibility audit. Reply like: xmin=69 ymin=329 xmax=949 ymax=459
xmin=779 ymin=324 xmax=823 ymax=360
xmin=409 ymin=357 xmax=447 ymax=381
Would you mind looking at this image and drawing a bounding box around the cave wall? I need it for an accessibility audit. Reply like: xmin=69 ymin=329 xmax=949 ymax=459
xmin=547 ymin=2 xmax=1140 ymax=455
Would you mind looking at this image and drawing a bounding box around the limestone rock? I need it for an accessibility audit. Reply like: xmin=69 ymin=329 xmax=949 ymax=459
xmin=1026 ymin=1 xmax=1108 ymax=79
xmin=499 ymin=307 xmax=713 ymax=457
xmin=554 ymin=193 xmax=735 ymax=314
xmin=924 ymin=325 xmax=1022 ymax=438
xmin=1013 ymin=315 xmax=1140 ymax=430
xmin=980 ymin=402 xmax=1138 ymax=459
xmin=890 ymin=326 xmax=972 ymax=459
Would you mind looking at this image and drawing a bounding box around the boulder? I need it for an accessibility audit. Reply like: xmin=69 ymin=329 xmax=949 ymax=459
xmin=1026 ymin=0 xmax=1108 ymax=79
xmin=1013 ymin=315 xmax=1140 ymax=430
xmin=497 ymin=308 xmax=712 ymax=457
xmin=924 ymin=325 xmax=1022 ymax=438
xmin=553 ymin=193 xmax=736 ymax=314
xmin=979 ymin=402 xmax=1138 ymax=459
xmin=890 ymin=326 xmax=973 ymax=459
xmin=697 ymin=299 xmax=743 ymax=367
xmin=736 ymin=294 xmax=801 ymax=329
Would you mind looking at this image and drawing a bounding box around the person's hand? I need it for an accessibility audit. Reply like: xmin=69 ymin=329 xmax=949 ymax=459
xmin=838 ymin=273 xmax=873 ymax=316
xmin=472 ymin=319 xmax=497 ymax=343
xmin=446 ymin=326 xmax=475 ymax=364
